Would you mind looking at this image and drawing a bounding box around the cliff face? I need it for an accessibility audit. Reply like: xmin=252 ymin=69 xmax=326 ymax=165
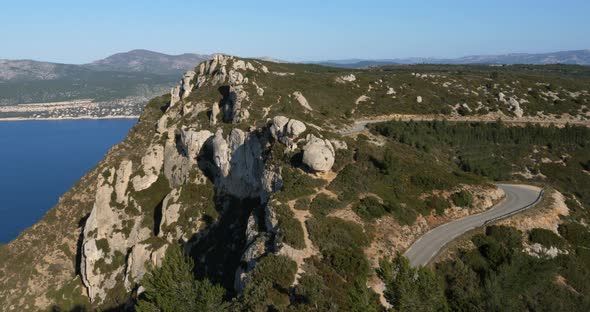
xmin=0 ymin=55 xmax=341 ymax=310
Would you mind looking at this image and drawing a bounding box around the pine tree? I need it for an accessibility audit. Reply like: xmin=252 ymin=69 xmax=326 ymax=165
xmin=135 ymin=245 xmax=227 ymax=312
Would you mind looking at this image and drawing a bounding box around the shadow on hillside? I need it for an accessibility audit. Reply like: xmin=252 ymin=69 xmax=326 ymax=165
xmin=50 ymin=302 xmax=131 ymax=311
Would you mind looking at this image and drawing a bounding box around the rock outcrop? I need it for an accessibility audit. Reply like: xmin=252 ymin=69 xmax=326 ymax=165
xmin=131 ymin=144 xmax=164 ymax=191
xmin=293 ymin=91 xmax=313 ymax=111
xmin=302 ymin=134 xmax=335 ymax=172
xmin=269 ymin=116 xmax=306 ymax=150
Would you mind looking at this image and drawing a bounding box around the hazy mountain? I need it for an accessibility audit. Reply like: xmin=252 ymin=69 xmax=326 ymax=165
xmin=84 ymin=49 xmax=212 ymax=75
xmin=0 ymin=50 xmax=212 ymax=106
xmin=0 ymin=59 xmax=94 ymax=82
xmin=317 ymin=49 xmax=590 ymax=68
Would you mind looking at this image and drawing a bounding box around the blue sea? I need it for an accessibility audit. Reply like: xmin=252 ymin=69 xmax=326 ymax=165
xmin=0 ymin=119 xmax=136 ymax=243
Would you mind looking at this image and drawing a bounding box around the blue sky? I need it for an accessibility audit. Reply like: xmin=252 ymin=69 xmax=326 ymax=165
xmin=1 ymin=0 xmax=588 ymax=63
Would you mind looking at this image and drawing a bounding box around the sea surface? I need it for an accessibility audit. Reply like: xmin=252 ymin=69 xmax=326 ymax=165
xmin=0 ymin=119 xmax=136 ymax=243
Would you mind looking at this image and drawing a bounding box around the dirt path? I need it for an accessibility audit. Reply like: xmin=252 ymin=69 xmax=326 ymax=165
xmin=340 ymin=114 xmax=590 ymax=135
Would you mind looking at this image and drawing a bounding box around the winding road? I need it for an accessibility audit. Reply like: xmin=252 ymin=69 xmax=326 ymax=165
xmin=404 ymin=184 xmax=543 ymax=267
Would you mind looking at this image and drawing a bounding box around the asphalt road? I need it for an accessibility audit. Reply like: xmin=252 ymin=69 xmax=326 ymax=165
xmin=404 ymin=184 xmax=543 ymax=267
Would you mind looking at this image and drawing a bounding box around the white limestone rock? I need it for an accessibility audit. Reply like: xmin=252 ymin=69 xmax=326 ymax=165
xmin=286 ymin=119 xmax=306 ymax=138
xmin=261 ymin=165 xmax=283 ymax=204
xmin=269 ymin=116 xmax=290 ymax=140
xmin=269 ymin=116 xmax=306 ymax=149
xmin=180 ymin=71 xmax=196 ymax=99
xmin=233 ymin=60 xmax=247 ymax=71
xmin=417 ymin=96 xmax=423 ymax=103
xmin=163 ymin=137 xmax=191 ymax=188
xmin=158 ymin=189 xmax=182 ymax=239
xmin=124 ymin=244 xmax=151 ymax=290
xmin=293 ymin=91 xmax=313 ymax=111
xmin=170 ymin=86 xmax=181 ymax=107
xmin=337 ymin=74 xmax=356 ymax=83
xmin=132 ymin=144 xmax=164 ymax=191
xmin=210 ymin=102 xmax=220 ymax=125
xmin=212 ymin=129 xmax=231 ymax=177
xmin=114 ymin=160 xmax=132 ymax=204
xmin=329 ymin=139 xmax=348 ymax=150
xmin=509 ymin=97 xmax=524 ymax=118
xmin=302 ymin=134 xmax=336 ymax=172
xmin=81 ymin=167 xmax=126 ymax=303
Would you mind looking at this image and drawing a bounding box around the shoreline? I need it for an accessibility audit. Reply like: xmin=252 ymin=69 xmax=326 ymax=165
xmin=0 ymin=115 xmax=140 ymax=122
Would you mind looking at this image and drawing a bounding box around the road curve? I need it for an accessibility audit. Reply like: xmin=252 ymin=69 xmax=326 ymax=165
xmin=404 ymin=184 xmax=543 ymax=267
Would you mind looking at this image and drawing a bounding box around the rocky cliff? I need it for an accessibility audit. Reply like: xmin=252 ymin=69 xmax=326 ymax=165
xmin=1 ymin=54 xmax=588 ymax=311
xmin=0 ymin=55 xmax=346 ymax=310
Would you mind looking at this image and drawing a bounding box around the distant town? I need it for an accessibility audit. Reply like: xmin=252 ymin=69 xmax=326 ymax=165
xmin=0 ymin=97 xmax=145 ymax=120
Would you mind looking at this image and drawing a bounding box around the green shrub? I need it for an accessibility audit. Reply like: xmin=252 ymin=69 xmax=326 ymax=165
xmin=353 ymin=197 xmax=388 ymax=222
xmin=239 ymin=255 xmax=297 ymax=311
xmin=328 ymin=164 xmax=368 ymax=202
xmin=424 ymin=195 xmax=451 ymax=215
xmin=529 ymin=228 xmax=566 ymax=248
xmin=451 ymin=190 xmax=473 ymax=208
xmin=333 ymin=148 xmax=354 ymax=172
xmin=135 ymin=245 xmax=227 ymax=312
xmin=323 ymin=247 xmax=370 ymax=280
xmin=276 ymin=167 xmax=325 ymax=202
xmin=387 ymin=201 xmax=418 ymax=226
xmin=307 ymin=217 xmax=369 ymax=252
xmin=309 ymin=194 xmax=346 ymax=217
xmin=378 ymin=255 xmax=448 ymax=312
xmin=274 ymin=203 xmax=306 ymax=249
xmin=294 ymin=197 xmax=311 ymax=210
xmin=558 ymin=223 xmax=590 ymax=248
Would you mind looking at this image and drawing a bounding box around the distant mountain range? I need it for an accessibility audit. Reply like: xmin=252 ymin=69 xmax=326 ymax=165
xmin=0 ymin=50 xmax=212 ymax=82
xmin=1 ymin=48 xmax=588 ymax=106
xmin=84 ymin=49 xmax=211 ymax=75
xmin=317 ymin=49 xmax=590 ymax=68
xmin=0 ymin=50 xmax=213 ymax=106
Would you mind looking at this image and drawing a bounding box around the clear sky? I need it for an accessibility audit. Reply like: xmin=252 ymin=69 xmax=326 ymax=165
xmin=1 ymin=0 xmax=588 ymax=64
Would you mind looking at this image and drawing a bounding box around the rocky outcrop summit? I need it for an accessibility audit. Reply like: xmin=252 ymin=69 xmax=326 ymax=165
xmin=72 ymin=55 xmax=340 ymax=306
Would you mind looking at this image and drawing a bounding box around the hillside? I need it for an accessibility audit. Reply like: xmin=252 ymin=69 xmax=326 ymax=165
xmin=0 ymin=50 xmax=212 ymax=112
xmin=0 ymin=56 xmax=589 ymax=311
xmin=84 ymin=49 xmax=211 ymax=75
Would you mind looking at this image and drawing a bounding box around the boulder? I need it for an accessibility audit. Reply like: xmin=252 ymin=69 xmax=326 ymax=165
xmin=269 ymin=116 xmax=290 ymax=139
xmin=417 ymin=96 xmax=423 ymax=103
xmin=293 ymin=91 xmax=313 ymax=111
xmin=286 ymin=119 xmax=306 ymax=138
xmin=302 ymin=134 xmax=335 ymax=172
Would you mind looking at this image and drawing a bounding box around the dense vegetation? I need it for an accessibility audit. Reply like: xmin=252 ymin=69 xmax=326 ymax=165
xmin=436 ymin=225 xmax=590 ymax=311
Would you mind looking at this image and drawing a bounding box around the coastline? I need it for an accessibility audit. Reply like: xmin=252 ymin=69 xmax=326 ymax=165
xmin=0 ymin=115 xmax=140 ymax=122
